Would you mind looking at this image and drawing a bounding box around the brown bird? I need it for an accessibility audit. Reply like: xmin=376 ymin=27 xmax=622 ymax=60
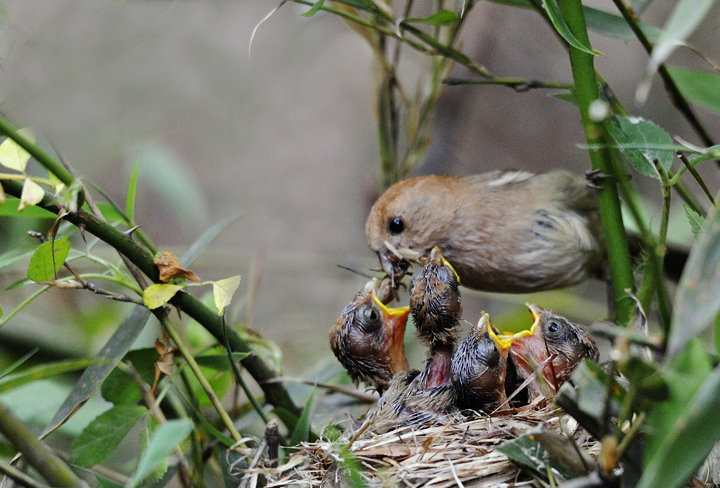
xmin=451 ymin=312 xmax=513 ymax=413
xmin=365 ymin=170 xmax=604 ymax=294
xmin=409 ymin=246 xmax=462 ymax=388
xmin=508 ymin=303 xmax=599 ymax=401
xmin=329 ymin=280 xmax=410 ymax=394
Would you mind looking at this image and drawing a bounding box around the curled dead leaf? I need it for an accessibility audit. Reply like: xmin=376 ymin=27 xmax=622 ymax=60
xmin=154 ymin=251 xmax=200 ymax=283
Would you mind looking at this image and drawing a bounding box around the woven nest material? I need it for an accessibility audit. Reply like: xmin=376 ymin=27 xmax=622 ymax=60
xmin=262 ymin=404 xmax=600 ymax=487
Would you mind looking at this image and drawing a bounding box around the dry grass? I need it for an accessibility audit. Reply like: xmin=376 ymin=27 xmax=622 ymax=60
xmin=256 ymin=404 xmax=600 ymax=487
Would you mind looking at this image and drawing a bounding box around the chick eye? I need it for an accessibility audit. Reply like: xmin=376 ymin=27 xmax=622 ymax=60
xmin=545 ymin=319 xmax=562 ymax=337
xmin=360 ymin=305 xmax=381 ymax=331
xmin=388 ymin=216 xmax=405 ymax=235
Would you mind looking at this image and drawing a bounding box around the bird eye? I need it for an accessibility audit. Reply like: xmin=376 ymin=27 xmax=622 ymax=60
xmin=545 ymin=319 xmax=563 ymax=337
xmin=388 ymin=216 xmax=405 ymax=235
xmin=360 ymin=305 xmax=381 ymax=331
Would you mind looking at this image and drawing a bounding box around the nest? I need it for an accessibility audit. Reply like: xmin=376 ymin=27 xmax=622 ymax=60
xmin=261 ymin=404 xmax=601 ymax=487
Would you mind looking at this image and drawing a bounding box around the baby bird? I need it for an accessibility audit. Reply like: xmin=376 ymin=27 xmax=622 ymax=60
xmin=451 ymin=312 xmax=513 ymax=413
xmin=365 ymin=170 xmax=604 ymax=293
xmin=509 ymin=303 xmax=599 ymax=401
xmin=409 ymin=246 xmax=462 ymax=388
xmin=329 ymin=280 xmax=410 ymax=394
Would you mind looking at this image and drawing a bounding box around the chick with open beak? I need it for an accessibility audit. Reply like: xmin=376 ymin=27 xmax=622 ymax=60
xmin=409 ymin=246 xmax=462 ymax=389
xmin=451 ymin=312 xmax=513 ymax=413
xmin=509 ymin=303 xmax=599 ymax=401
xmin=329 ymin=280 xmax=410 ymax=394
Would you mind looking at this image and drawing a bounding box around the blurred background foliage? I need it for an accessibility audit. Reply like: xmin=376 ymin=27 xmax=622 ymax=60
xmin=0 ymin=0 xmax=719 ymax=486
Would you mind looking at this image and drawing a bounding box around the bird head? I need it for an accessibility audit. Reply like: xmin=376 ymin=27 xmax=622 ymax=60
xmin=509 ymin=303 xmax=599 ymax=396
xmin=409 ymin=246 xmax=462 ymax=350
xmin=365 ymin=176 xmax=457 ymax=289
xmin=329 ymin=279 xmax=410 ymax=393
xmin=452 ymin=312 xmax=513 ymax=411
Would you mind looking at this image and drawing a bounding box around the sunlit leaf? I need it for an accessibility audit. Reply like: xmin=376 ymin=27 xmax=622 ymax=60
xmin=127 ymin=418 xmax=193 ymax=488
xmin=213 ymin=275 xmax=242 ymax=316
xmin=605 ymin=115 xmax=674 ymax=178
xmin=0 ymin=129 xmax=34 ymax=171
xmin=143 ymin=283 xmax=184 ymax=309
xmin=669 ymin=205 xmax=720 ymax=358
xmin=70 ymin=405 xmax=147 ymax=467
xmin=668 ymin=66 xmax=720 ymax=116
xmin=542 ymin=0 xmax=597 ymax=56
xmin=18 ymin=178 xmax=45 ymax=211
xmin=27 ymin=237 xmax=71 ymax=282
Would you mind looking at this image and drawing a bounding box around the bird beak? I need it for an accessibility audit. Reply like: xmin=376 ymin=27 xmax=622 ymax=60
xmin=477 ymin=312 xmax=513 ymax=352
xmin=510 ymin=303 xmax=543 ymax=341
xmin=371 ymin=291 xmax=410 ymax=374
xmin=378 ymin=248 xmax=410 ymax=287
xmin=429 ymin=246 xmax=461 ymax=284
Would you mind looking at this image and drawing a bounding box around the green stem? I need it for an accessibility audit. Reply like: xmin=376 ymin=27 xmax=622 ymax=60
xmin=0 ymin=398 xmax=87 ymax=487
xmin=559 ymin=0 xmax=635 ymax=324
xmin=0 ymin=115 xmax=76 ymax=187
xmin=157 ymin=313 xmax=243 ymax=443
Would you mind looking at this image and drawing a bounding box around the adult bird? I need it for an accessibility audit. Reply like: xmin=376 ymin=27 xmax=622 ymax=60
xmin=329 ymin=280 xmax=410 ymax=394
xmin=365 ymin=170 xmax=604 ymax=294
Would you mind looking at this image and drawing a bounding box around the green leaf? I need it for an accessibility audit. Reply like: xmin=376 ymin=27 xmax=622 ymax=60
xmin=126 ymin=162 xmax=139 ymax=222
xmin=639 ymin=344 xmax=720 ymax=488
xmin=406 ymin=10 xmax=459 ymax=26
xmin=27 ymin=237 xmax=71 ymax=282
xmin=0 ymin=197 xmax=55 ymax=218
xmin=95 ymin=202 xmax=126 ymax=223
xmin=0 ymin=347 xmax=37 ymax=379
xmin=40 ymin=306 xmax=152 ymax=438
xmin=70 ymin=405 xmax=147 ymax=467
xmin=541 ymin=0 xmax=597 ymax=56
xmin=213 ymin=275 xmax=242 ymax=316
xmin=303 ymin=0 xmax=325 ymax=17
xmin=0 ymin=358 xmax=96 ymax=393
xmin=583 ymin=7 xmax=660 ymax=42
xmin=684 ymin=205 xmax=704 ymax=238
xmin=497 ymin=434 xmax=576 ymax=479
xmin=94 ymin=474 xmax=124 ymax=488
xmin=605 ymin=115 xmax=674 ymax=178
xmin=101 ymin=348 xmax=158 ymax=405
xmin=669 ymin=206 xmax=720 ymax=358
xmin=289 ymin=388 xmax=316 ymax=446
xmin=195 ymin=352 xmax=250 ymax=371
xmin=127 ymin=418 xmax=193 ymax=488
xmin=143 ymin=283 xmax=184 ymax=309
xmin=668 ymin=66 xmax=720 ymax=116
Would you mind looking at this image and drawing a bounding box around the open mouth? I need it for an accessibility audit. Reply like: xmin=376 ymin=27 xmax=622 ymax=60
xmin=369 ymin=282 xmax=410 ymax=374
